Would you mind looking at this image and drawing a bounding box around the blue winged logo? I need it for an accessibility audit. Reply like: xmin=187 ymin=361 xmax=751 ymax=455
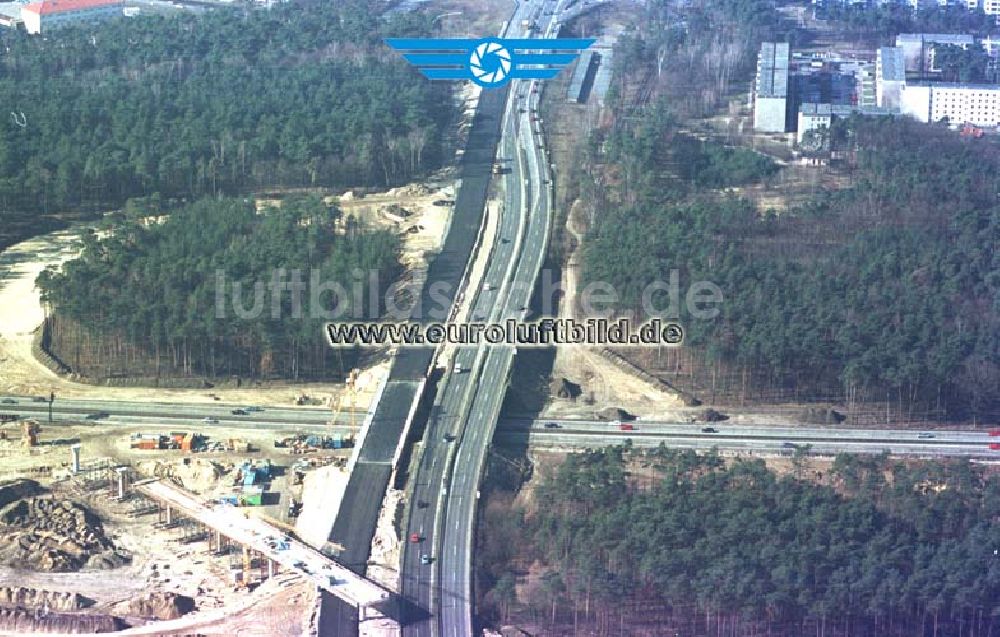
xmin=386 ymin=37 xmax=596 ymax=89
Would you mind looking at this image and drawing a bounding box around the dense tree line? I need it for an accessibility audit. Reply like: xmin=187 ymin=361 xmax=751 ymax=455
xmin=819 ymin=1 xmax=997 ymax=37
xmin=480 ymin=446 xmax=1000 ymax=636
xmin=935 ymin=43 xmax=994 ymax=84
xmin=36 ymin=196 xmax=400 ymax=379
xmin=0 ymin=0 xmax=454 ymax=220
xmin=583 ymin=110 xmax=1000 ymax=420
xmin=606 ymin=0 xmax=785 ymax=120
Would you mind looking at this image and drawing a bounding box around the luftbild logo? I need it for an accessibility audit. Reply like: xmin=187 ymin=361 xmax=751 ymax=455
xmin=386 ymin=38 xmax=595 ymax=89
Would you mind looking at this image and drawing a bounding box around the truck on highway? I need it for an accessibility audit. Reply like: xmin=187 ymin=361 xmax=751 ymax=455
xmin=0 ymin=414 xmax=19 ymax=423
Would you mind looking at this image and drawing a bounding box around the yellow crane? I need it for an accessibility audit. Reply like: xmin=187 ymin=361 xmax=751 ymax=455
xmin=329 ymin=368 xmax=359 ymax=432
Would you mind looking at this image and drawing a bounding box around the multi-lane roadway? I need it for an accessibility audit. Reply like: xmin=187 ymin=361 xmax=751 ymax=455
xmin=400 ymin=1 xmax=569 ymax=634
xmin=0 ymin=395 xmax=351 ymax=430
xmin=497 ymin=418 xmax=1000 ymax=457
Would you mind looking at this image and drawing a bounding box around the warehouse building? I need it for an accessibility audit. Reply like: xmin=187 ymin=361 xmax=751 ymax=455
xmin=21 ymin=0 xmax=121 ymax=34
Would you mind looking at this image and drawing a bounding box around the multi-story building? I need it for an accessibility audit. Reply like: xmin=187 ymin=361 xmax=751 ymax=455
xmin=754 ymin=42 xmax=791 ymax=133
xmin=20 ymin=0 xmax=121 ymax=34
xmin=895 ymin=33 xmax=975 ymax=73
xmin=797 ymin=103 xmax=893 ymax=143
xmin=0 ymin=2 xmax=22 ymax=28
xmin=876 ymin=47 xmax=906 ymax=108
xmin=964 ymin=0 xmax=1000 ymax=14
xmin=900 ymin=81 xmax=1000 ymax=125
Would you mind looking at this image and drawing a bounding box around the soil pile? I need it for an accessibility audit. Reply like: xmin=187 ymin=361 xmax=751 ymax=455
xmin=0 ymin=497 xmax=128 ymax=572
xmin=109 ymin=591 xmax=195 ymax=620
xmin=0 ymin=587 xmax=88 ymax=611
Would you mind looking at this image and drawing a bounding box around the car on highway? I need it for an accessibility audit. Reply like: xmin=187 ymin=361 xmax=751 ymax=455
xmin=782 ymin=442 xmax=798 ymax=449
xmin=701 ymin=427 xmax=718 ymax=434
xmin=483 ymin=283 xmax=493 ymax=291
xmin=0 ymin=398 xmax=16 ymax=404
xmin=231 ymin=408 xmax=248 ymax=416
xmin=32 ymin=396 xmax=48 ymax=402
xmin=990 ymin=443 xmax=1000 ymax=451
xmin=917 ymin=432 xmax=935 ymax=439
xmin=619 ymin=423 xmax=635 ymax=431
xmin=420 ymin=554 xmax=432 ymax=565
xmin=443 ymin=433 xmax=455 ymax=443
xmin=410 ymin=533 xmax=422 ymax=543
xmin=85 ymin=412 xmax=110 ymax=420
xmin=244 ymin=406 xmax=264 ymax=412
xmin=543 ymin=422 xmax=561 ymax=429
xmin=203 ymin=417 xmax=220 ymax=424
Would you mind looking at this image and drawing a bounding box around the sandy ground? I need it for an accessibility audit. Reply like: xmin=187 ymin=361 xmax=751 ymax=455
xmin=542 ymin=198 xmax=687 ymax=421
xmin=0 ymin=416 xmax=341 ymax=636
xmin=359 ymin=487 xmax=403 ymax=637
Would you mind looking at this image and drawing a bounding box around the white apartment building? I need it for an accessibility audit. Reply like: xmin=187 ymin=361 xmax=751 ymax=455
xmin=964 ymin=0 xmax=1000 ymax=14
xmin=900 ymin=82 xmax=1000 ymax=125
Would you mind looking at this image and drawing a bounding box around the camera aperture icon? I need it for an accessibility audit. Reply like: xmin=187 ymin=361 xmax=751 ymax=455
xmin=468 ymin=39 xmax=512 ymax=88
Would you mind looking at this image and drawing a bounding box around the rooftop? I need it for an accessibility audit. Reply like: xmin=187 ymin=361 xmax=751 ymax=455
xmin=896 ymin=33 xmax=974 ymax=45
xmin=22 ymin=0 xmax=120 ymax=16
xmin=799 ymin=102 xmax=895 ymax=117
xmin=757 ymin=42 xmax=790 ymax=98
xmin=907 ymin=81 xmax=1000 ymax=90
xmin=878 ymin=47 xmax=905 ymax=82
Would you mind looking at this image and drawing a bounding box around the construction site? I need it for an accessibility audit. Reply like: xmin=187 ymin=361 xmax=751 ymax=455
xmin=0 ymin=387 xmax=382 ymax=635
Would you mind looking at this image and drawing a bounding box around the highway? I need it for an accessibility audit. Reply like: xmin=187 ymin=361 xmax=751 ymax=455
xmin=399 ymin=1 xmax=569 ymax=635
xmin=496 ymin=419 xmax=1000 ymax=457
xmin=0 ymin=394 xmax=355 ymax=429
xmin=318 ymin=25 xmax=513 ymax=637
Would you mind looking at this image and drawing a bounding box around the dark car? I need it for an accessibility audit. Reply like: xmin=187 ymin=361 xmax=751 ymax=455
xmin=85 ymin=412 xmax=110 ymax=420
xmin=543 ymin=422 xmax=561 ymax=429
xmin=0 ymin=398 xmax=16 ymax=404
xmin=782 ymin=442 xmax=798 ymax=449
xmin=32 ymin=396 xmax=48 ymax=403
xmin=231 ymin=408 xmax=248 ymax=416
xmin=701 ymin=427 xmax=718 ymax=434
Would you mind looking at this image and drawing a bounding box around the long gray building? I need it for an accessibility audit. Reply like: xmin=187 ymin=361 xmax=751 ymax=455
xmin=754 ymin=42 xmax=790 ymax=133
